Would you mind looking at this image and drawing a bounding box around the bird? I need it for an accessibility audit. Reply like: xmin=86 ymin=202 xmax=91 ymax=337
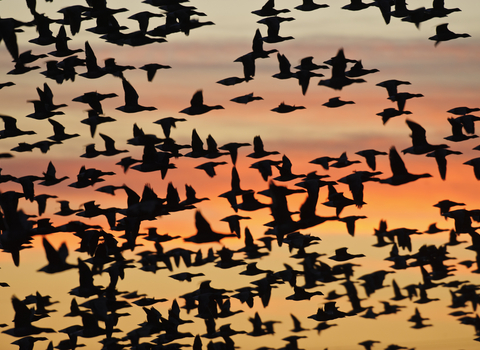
xmin=195 ymin=161 xmax=228 ymax=177
xmin=180 ymin=90 xmax=224 ymax=115
xmin=342 ymin=0 xmax=373 ymax=11
xmin=444 ymin=117 xmax=478 ymax=142
xmin=402 ymin=119 xmax=449 ymax=155
xmin=72 ymin=91 xmax=118 ymax=115
xmin=234 ymin=52 xmax=255 ymax=82
xmin=318 ymin=48 xmax=366 ymax=90
xmin=80 ymin=109 xmax=116 ymax=138
xmin=97 ymin=133 xmax=128 ymax=156
xmin=247 ymin=135 xmax=280 ymax=158
xmin=230 ymin=92 xmax=263 ymax=104
xmin=345 ymin=60 xmax=379 ymax=77
xmin=184 ymin=211 xmax=238 ymax=243
xmin=0 ymin=115 xmax=36 ymax=139
xmin=426 ymin=148 xmax=462 ymax=180
xmin=250 ymin=28 xmax=277 ymax=59
xmin=355 ymin=149 xmax=387 ymax=170
xmin=153 ymin=117 xmax=186 ymax=139
xmin=257 ymin=16 xmax=294 ymax=43
xmin=79 ymin=41 xmax=106 ymax=79
xmin=322 ymin=97 xmax=355 ymax=108
xmin=329 ymin=247 xmax=365 ymax=261
xmin=116 ymin=78 xmax=157 ymax=113
xmin=389 ymin=92 xmax=423 ymax=113
xmin=272 ymin=53 xmax=295 ymax=79
xmin=377 ymin=108 xmax=412 ymax=124
xmin=295 ymin=0 xmax=329 ymax=12
xmin=49 ymin=25 xmax=83 ymax=57
xmin=47 ymin=119 xmax=80 ymax=142
xmin=252 ymin=0 xmax=290 ymax=17
xmin=429 ymin=23 xmax=470 ymax=46
xmin=139 ymin=63 xmax=171 ymax=82
xmin=39 ymin=161 xmax=69 ymax=186
xmin=380 ymin=146 xmax=432 ymax=185
xmin=271 ymin=102 xmax=305 ymax=113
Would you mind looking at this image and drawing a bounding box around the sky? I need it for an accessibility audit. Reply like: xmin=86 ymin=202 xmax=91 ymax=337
xmin=0 ymin=0 xmax=480 ymax=349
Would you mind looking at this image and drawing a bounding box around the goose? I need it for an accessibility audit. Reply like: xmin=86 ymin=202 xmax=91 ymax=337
xmin=0 ymin=115 xmax=36 ymax=139
xmin=380 ymin=146 xmax=432 ymax=185
xmin=153 ymin=117 xmax=186 ymax=138
xmin=355 ymin=149 xmax=387 ymax=170
xmin=219 ymin=141 xmax=251 ymax=165
xmin=345 ymin=60 xmax=379 ymax=77
xmin=444 ymin=117 xmax=478 ymax=142
xmin=103 ymin=57 xmax=135 ymax=78
xmin=184 ymin=211 xmax=237 ymax=244
xmin=294 ymin=56 xmax=328 ymax=72
xmin=0 ymin=81 xmax=14 ymax=89
xmin=377 ymin=107 xmax=412 ymax=124
xmin=426 ymin=148 xmax=462 ymax=180
xmin=251 ymin=28 xmax=277 ymax=59
xmin=402 ymin=119 xmax=449 ymax=155
xmin=139 ymin=63 xmax=171 ymax=82
xmin=128 ymin=10 xmax=164 ymax=33
xmin=216 ymin=76 xmax=245 ymax=86
xmin=79 ymin=41 xmax=106 ymax=79
xmin=72 ymin=91 xmax=118 ymax=115
xmin=247 ymin=135 xmax=280 ymax=158
xmin=195 ymin=161 xmax=228 ymax=177
xmin=234 ymin=52 xmax=255 ymax=82
xmin=427 ymin=0 xmax=461 ymax=18
xmin=49 ymin=25 xmax=83 ymax=57
xmin=342 ymin=0 xmax=373 ymax=11
xmin=54 ymin=201 xmax=82 ymax=216
xmin=447 ymin=106 xmax=480 ymax=116
xmin=39 ymin=161 xmax=68 ymax=186
xmin=389 ymin=92 xmax=423 ymax=112
xmin=80 ymin=109 xmax=116 ymax=138
xmin=429 ymin=23 xmax=470 ymax=46
xmin=257 ymin=16 xmax=294 ymax=43
xmin=330 ymin=152 xmax=361 ymax=168
xmin=38 ymin=237 xmax=75 ymax=273
xmin=318 ymin=48 xmax=366 ymax=90
xmin=376 ymin=79 xmax=411 ymax=99
xmin=116 ymin=78 xmax=157 ymax=113
xmin=26 ymin=100 xmax=65 ymax=120
xmin=272 ymin=53 xmax=294 ymax=79
xmin=295 ymin=0 xmax=329 ymax=12
xmin=180 ymin=90 xmax=224 ymax=115
xmin=98 ymin=133 xmax=128 ymax=156
xmin=47 ymin=118 xmax=80 ymax=142
xmin=252 ymin=0 xmax=290 ymax=17
xmin=322 ymin=97 xmax=355 ymax=108
xmin=401 ymin=7 xmax=433 ymax=29
xmin=271 ymin=102 xmax=305 ymax=113
xmin=230 ymin=92 xmax=263 ymax=104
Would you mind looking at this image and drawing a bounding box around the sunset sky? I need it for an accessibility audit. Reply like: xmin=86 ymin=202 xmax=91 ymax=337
xmin=0 ymin=0 xmax=480 ymax=349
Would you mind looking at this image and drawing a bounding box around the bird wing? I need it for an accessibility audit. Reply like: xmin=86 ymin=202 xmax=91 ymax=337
xmin=389 ymin=146 xmax=409 ymax=175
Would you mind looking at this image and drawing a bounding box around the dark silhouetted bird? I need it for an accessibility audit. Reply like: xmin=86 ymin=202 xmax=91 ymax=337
xmin=429 ymin=23 xmax=470 ymax=46
xmin=116 ymin=78 xmax=157 ymax=113
xmin=180 ymin=90 xmax=224 ymax=115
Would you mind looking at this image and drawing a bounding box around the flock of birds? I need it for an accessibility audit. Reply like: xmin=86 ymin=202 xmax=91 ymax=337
xmin=0 ymin=0 xmax=478 ymax=350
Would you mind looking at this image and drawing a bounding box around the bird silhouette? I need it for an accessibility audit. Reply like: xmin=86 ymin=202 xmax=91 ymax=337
xmin=180 ymin=90 xmax=224 ymax=115
xmin=184 ymin=211 xmax=238 ymax=243
xmin=380 ymin=146 xmax=432 ymax=185
xmin=429 ymin=23 xmax=470 ymax=46
xmin=116 ymin=78 xmax=157 ymax=113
